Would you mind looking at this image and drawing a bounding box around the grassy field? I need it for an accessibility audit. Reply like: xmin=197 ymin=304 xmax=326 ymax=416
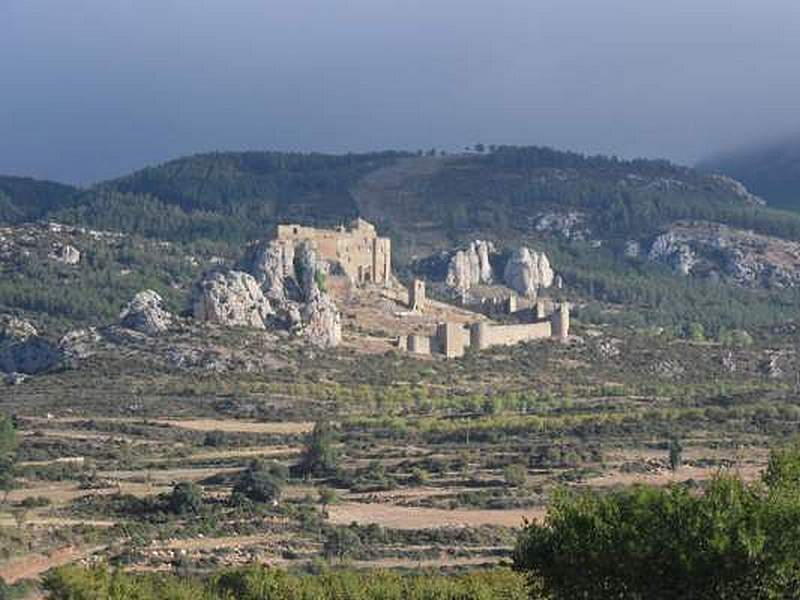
xmin=2 ymin=311 xmax=799 ymax=592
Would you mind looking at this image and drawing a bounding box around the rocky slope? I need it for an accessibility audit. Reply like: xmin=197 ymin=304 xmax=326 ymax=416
xmin=643 ymin=221 xmax=800 ymax=288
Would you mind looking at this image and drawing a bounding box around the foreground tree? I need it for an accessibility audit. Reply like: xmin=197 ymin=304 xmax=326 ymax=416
xmin=514 ymin=443 xmax=800 ymax=599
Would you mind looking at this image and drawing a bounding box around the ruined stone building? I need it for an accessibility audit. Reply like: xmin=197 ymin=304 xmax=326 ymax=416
xmin=402 ymin=301 xmax=570 ymax=358
xmin=275 ymin=218 xmax=391 ymax=286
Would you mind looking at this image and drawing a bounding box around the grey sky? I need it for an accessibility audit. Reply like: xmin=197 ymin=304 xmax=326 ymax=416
xmin=2 ymin=0 xmax=800 ymax=184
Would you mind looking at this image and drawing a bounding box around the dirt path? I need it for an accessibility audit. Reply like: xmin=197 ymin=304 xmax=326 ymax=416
xmin=327 ymin=502 xmax=542 ymax=529
xmin=0 ymin=545 xmax=104 ymax=584
xmin=23 ymin=416 xmax=313 ymax=435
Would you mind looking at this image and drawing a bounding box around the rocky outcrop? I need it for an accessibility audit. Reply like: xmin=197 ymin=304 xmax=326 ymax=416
xmin=709 ymin=175 xmax=765 ymax=206
xmin=194 ymin=239 xmax=342 ymax=348
xmin=647 ymin=222 xmax=800 ymax=287
xmin=49 ymin=243 xmax=81 ymax=265
xmin=0 ymin=316 xmax=61 ymax=375
xmin=534 ymin=211 xmax=589 ymax=241
xmin=301 ymin=294 xmax=342 ymax=348
xmin=624 ymin=240 xmax=641 ymax=258
xmin=58 ymin=328 xmax=100 ymax=360
xmin=445 ymin=241 xmax=495 ymax=291
xmin=0 ymin=315 xmax=38 ymax=340
xmin=648 ymin=232 xmax=697 ymax=276
xmin=120 ymin=290 xmax=174 ymax=335
xmin=503 ymin=247 xmax=554 ymax=298
xmin=192 ymin=270 xmax=274 ymax=329
xmin=238 ymin=239 xmax=296 ymax=303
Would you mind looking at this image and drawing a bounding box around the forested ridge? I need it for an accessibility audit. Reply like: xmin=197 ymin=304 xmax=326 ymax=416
xmin=3 ymin=146 xmax=800 ymax=334
xmin=700 ymin=134 xmax=800 ymax=212
xmin=4 ymin=146 xmax=800 ymax=247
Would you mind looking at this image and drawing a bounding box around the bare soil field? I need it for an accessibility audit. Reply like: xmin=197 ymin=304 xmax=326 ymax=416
xmin=327 ymin=502 xmax=542 ymax=529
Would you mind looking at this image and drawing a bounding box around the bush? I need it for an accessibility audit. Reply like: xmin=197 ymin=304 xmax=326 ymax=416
xmin=232 ymin=460 xmax=287 ymax=504
xmin=296 ymin=421 xmax=338 ymax=478
xmin=167 ymin=482 xmax=203 ymax=515
xmin=503 ymin=464 xmax=528 ymax=488
xmin=514 ymin=443 xmax=800 ymax=599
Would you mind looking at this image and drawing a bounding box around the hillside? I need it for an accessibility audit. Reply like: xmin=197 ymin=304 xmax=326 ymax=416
xmin=2 ymin=146 xmax=797 ymax=252
xmin=700 ymin=134 xmax=800 ymax=212
xmin=3 ymin=147 xmax=800 ymax=335
xmin=0 ymin=175 xmax=78 ymax=224
xmin=5 ymin=148 xmax=800 ymax=594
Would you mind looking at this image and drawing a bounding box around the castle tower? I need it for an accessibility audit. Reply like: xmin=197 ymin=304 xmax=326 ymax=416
xmin=410 ymin=279 xmax=426 ymax=312
xmin=470 ymin=322 xmax=490 ymax=350
xmin=551 ymin=302 xmax=570 ymax=341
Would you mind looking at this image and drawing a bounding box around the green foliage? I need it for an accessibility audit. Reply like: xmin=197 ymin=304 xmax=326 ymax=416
xmin=0 ymin=176 xmax=77 ymax=224
xmin=323 ymin=526 xmax=363 ymax=562
xmin=314 ymin=269 xmax=328 ymax=293
xmin=297 ymin=420 xmax=339 ymax=478
xmin=167 ymin=482 xmax=203 ymax=515
xmin=514 ymin=443 xmax=800 ymax=599
xmin=232 ymin=460 xmax=287 ymax=504
xmin=699 ymin=135 xmax=800 ymax=212
xmin=763 ymin=440 xmax=800 ymax=490
xmin=0 ymin=413 xmax=17 ymax=497
xmin=318 ymin=486 xmax=338 ymax=506
xmin=51 ymin=151 xmax=406 ymax=244
xmin=668 ymin=437 xmax=683 ymax=472
xmin=42 ymin=565 xmax=528 ymax=600
xmin=503 ymin=464 xmax=528 ymax=488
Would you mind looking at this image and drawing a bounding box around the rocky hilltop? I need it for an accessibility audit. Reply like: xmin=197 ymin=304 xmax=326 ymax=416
xmin=194 ymin=239 xmax=341 ymax=348
xmin=645 ymin=221 xmax=800 ymax=288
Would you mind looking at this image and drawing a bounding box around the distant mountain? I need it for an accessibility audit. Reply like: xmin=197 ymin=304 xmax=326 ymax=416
xmin=4 ymin=145 xmax=800 ymax=257
xmin=4 ymin=146 xmax=800 ymax=335
xmin=0 ymin=175 xmax=78 ymax=224
xmin=699 ymin=134 xmax=800 ymax=212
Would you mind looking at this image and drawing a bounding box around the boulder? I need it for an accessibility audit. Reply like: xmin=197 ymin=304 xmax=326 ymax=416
xmin=0 ymin=317 xmax=61 ymax=375
xmin=49 ymin=243 xmax=81 ymax=265
xmin=192 ymin=270 xmax=274 ymax=329
xmin=445 ymin=241 xmax=494 ymax=291
xmin=238 ymin=239 xmax=295 ymax=302
xmin=534 ymin=211 xmax=589 ymax=241
xmin=503 ymin=247 xmax=554 ymax=298
xmin=649 ymin=233 xmax=697 ymax=276
xmin=624 ymin=240 xmax=641 ymax=258
xmin=0 ymin=315 xmax=38 ymax=340
xmin=59 ymin=328 xmax=100 ymax=359
xmin=120 ymin=290 xmax=174 ymax=335
xmin=301 ymin=293 xmax=342 ymax=348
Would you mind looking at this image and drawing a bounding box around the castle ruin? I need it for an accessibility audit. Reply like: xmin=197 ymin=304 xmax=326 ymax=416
xmin=404 ymin=302 xmax=570 ymax=358
xmin=276 ymin=218 xmax=391 ymax=286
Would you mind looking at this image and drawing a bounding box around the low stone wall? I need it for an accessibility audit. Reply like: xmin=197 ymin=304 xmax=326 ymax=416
xmin=470 ymin=321 xmax=551 ymax=350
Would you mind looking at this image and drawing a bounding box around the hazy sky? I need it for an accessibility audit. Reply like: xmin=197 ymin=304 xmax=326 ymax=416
xmin=3 ymin=0 xmax=800 ymax=184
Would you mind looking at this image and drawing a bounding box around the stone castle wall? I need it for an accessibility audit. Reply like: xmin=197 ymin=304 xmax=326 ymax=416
xmin=469 ymin=321 xmax=552 ymax=350
xmin=401 ymin=302 xmax=570 ymax=358
xmin=276 ymin=218 xmax=391 ymax=285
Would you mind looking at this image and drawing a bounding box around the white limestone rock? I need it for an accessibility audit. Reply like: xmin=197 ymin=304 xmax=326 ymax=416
xmin=239 ymin=239 xmax=296 ymax=303
xmin=120 ymin=290 xmax=174 ymax=335
xmin=0 ymin=316 xmax=61 ymax=375
xmin=192 ymin=270 xmax=274 ymax=329
xmin=301 ymin=293 xmax=342 ymax=348
xmin=49 ymin=243 xmax=81 ymax=265
xmin=649 ymin=233 xmax=697 ymax=276
xmin=445 ymin=240 xmax=494 ymax=291
xmin=58 ymin=328 xmax=100 ymax=359
xmin=503 ymin=247 xmax=555 ymax=298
